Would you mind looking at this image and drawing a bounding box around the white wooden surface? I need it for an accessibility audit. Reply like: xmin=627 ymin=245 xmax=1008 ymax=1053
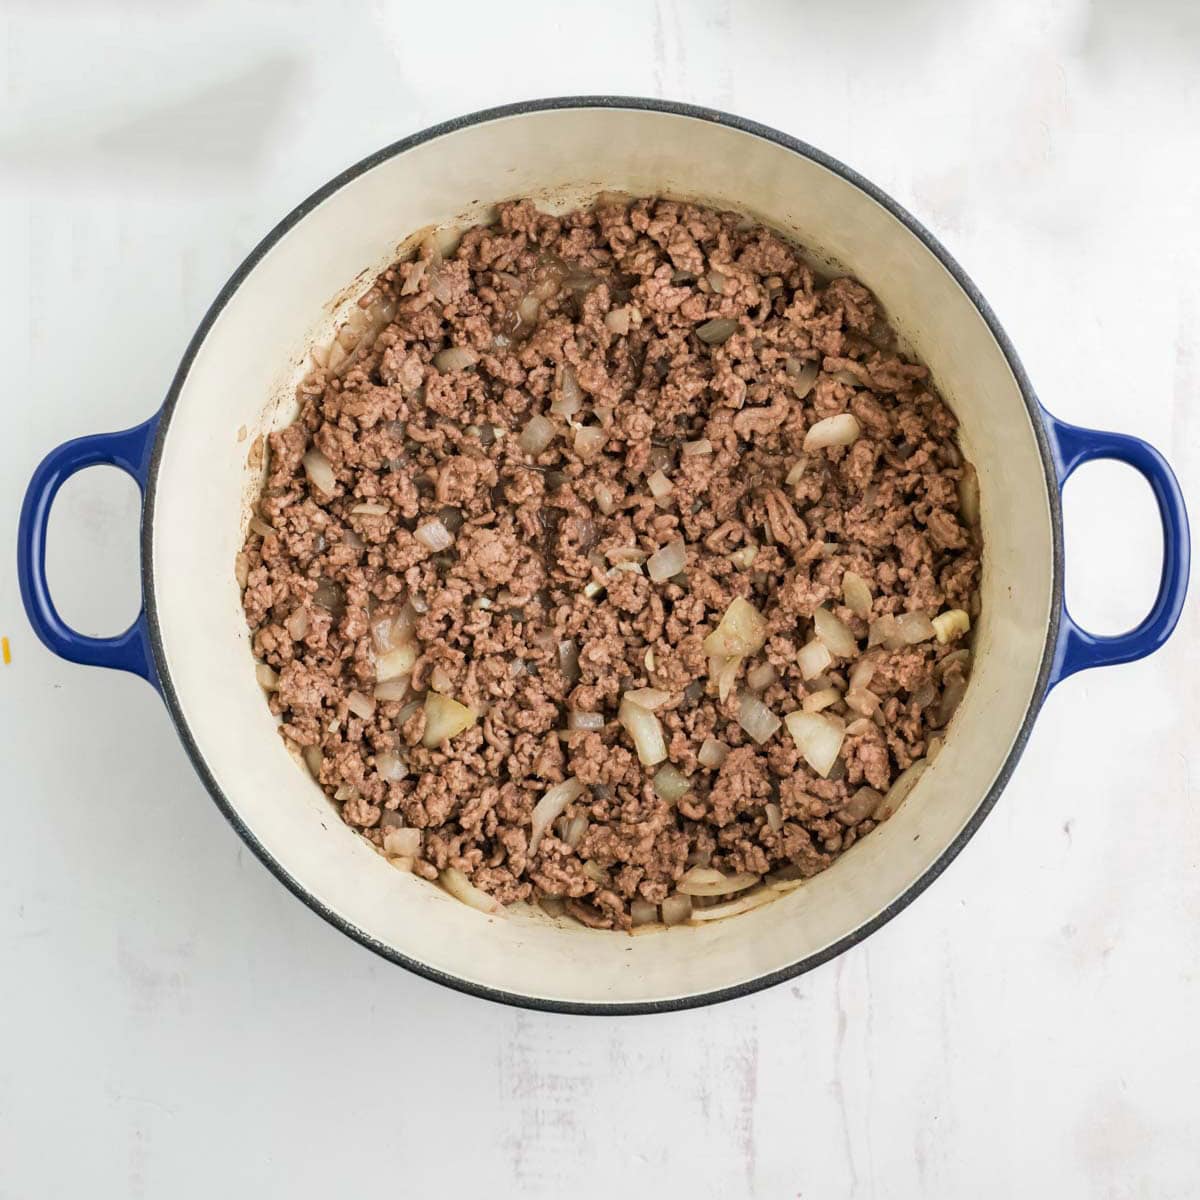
xmin=1 ymin=2 xmax=1198 ymax=1196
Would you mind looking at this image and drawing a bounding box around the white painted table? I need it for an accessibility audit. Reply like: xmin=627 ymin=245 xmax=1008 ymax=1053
xmin=2 ymin=2 xmax=1197 ymax=1195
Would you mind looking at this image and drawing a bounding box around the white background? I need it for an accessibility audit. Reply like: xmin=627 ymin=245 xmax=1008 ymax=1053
xmin=2 ymin=1 xmax=1198 ymax=1196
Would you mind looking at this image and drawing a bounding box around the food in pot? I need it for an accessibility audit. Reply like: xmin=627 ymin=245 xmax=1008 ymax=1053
xmin=238 ymin=197 xmax=979 ymax=930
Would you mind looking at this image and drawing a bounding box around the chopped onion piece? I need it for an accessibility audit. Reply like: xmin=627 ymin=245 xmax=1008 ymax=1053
xmin=688 ymin=888 xmax=776 ymax=921
xmin=594 ymin=482 xmax=616 ymax=514
xmin=848 ymin=657 xmax=877 ymax=691
xmin=786 ymin=358 xmax=820 ymax=398
xmin=785 ymin=458 xmax=809 ymax=486
xmin=234 ymin=552 xmax=250 ymax=590
xmin=959 ymin=463 xmax=980 ymax=527
xmin=802 ymin=687 xmax=840 ymax=713
xmin=301 ymin=744 xmax=322 ymax=779
xmin=746 ymin=662 xmax=777 ymax=692
xmin=255 ymin=662 xmax=278 ymax=691
xmin=564 ymin=815 xmax=588 ymax=848
xmin=738 ymin=693 xmax=781 ymax=744
xmin=937 ymin=675 xmax=967 ymax=726
xmin=842 ymin=571 xmax=873 ymax=618
xmin=784 ymin=711 xmax=846 ymax=777
xmin=519 ymin=413 xmax=556 ymax=455
xmin=376 ymin=642 xmax=417 ymax=682
xmin=383 ymin=827 xmax=420 ymax=856
xmin=703 ymin=596 xmax=767 ymax=658
xmin=730 ymin=544 xmax=759 ymax=570
xmin=797 ymin=638 xmax=833 ymax=680
xmin=574 ymin=426 xmax=607 ymax=458
xmin=868 ymin=614 xmax=904 ymax=651
xmin=696 ymin=317 xmax=738 ymax=345
xmin=440 ymin=867 xmax=503 ymax=915
xmin=698 ymin=738 xmax=729 ymax=768
xmin=845 ymin=688 xmax=879 ymax=717
xmin=302 ymin=449 xmax=337 ymax=496
xmin=707 ymin=269 xmax=727 ymax=294
xmin=839 ymin=786 xmax=883 ymax=825
xmin=661 ymin=894 xmax=693 ymax=926
xmin=606 ymin=545 xmax=646 ymax=564
xmin=932 ymin=609 xmax=971 ymax=644
xmin=415 ymin=518 xmax=454 ymax=551
xmin=568 ymin=710 xmax=605 ymax=731
xmin=630 ymin=899 xmax=659 ymax=927
xmin=813 ymin=606 xmax=858 ymax=658
xmin=347 ymin=690 xmax=376 ymax=720
xmin=371 ymin=604 xmax=417 ymax=654
xmin=623 ymin=687 xmax=671 ymax=711
xmin=433 ymin=346 xmax=479 ymax=372
xmin=682 ymin=438 xmax=713 ymax=456
xmin=804 ymin=412 xmax=861 ymax=451
xmin=529 ymin=777 xmax=586 ymax=855
xmin=652 ymin=764 xmax=691 ymax=802
xmin=896 ymin=611 xmax=936 ymax=644
xmin=421 ymin=692 xmax=478 ymax=747
xmin=765 ymin=802 xmax=783 ymax=833
xmin=647 ymin=469 xmax=674 ymax=499
xmin=872 ymin=759 xmax=928 ymax=821
xmin=350 ymin=502 xmax=389 ymax=516
xmin=832 ymin=369 xmax=862 ymax=387
xmin=604 ymin=307 xmax=631 ymax=335
xmin=647 ymin=537 xmax=686 ymax=582
xmin=286 ymin=608 xmax=309 ymax=640
xmin=558 ymin=638 xmax=580 ymax=683
xmin=375 ymin=751 xmax=408 ymax=782
xmin=677 ymin=867 xmax=761 ymax=897
xmin=618 ymin=698 xmax=668 ymax=766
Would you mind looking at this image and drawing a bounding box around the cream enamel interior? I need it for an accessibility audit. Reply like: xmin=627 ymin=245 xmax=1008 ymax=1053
xmin=151 ymin=106 xmax=1054 ymax=1008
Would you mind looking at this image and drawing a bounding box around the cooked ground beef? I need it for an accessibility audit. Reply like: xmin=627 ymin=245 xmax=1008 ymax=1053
xmin=238 ymin=197 xmax=980 ymax=931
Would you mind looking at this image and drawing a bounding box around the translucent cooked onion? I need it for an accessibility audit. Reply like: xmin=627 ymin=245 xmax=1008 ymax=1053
xmin=347 ymin=690 xmax=376 ymax=720
xmin=872 ymin=758 xmax=928 ymax=821
xmin=937 ymin=675 xmax=967 ymax=726
xmin=564 ymin=815 xmax=588 ymax=848
xmin=371 ymin=604 xmax=417 ymax=654
xmin=932 ymin=608 xmax=971 ymax=644
xmin=647 ymin=537 xmax=686 ymax=582
xmin=896 ymin=611 xmax=936 ymax=644
xmin=868 ymin=614 xmax=904 ymax=651
xmin=574 ymin=426 xmax=607 ymax=458
xmin=286 ymin=608 xmax=310 ymax=640
xmin=661 ymin=894 xmax=693 ymax=925
xmin=653 ymin=764 xmax=691 ymax=802
xmin=529 ymin=777 xmax=586 ymax=855
xmin=234 ymin=552 xmax=250 ymax=590
xmin=785 ymin=458 xmax=809 ymax=486
xmin=797 ymin=638 xmax=833 ymax=680
xmin=375 ymin=751 xmax=408 ymax=782
xmin=606 ymin=545 xmax=646 ymax=564
xmin=765 ymin=802 xmax=783 ymax=833
xmin=698 ymin=738 xmax=729 ymax=768
xmin=248 ymin=515 xmax=273 ymax=538
xmin=730 ymin=544 xmax=758 ymax=570
xmin=813 ymin=606 xmax=858 ymax=658
xmin=302 ymin=449 xmax=337 ymax=496
xmin=784 ymin=710 xmax=845 ymax=777
xmin=677 ymin=867 xmax=761 ymax=897
xmin=786 ymin=357 xmax=820 ymax=398
xmin=623 ymin=687 xmax=671 ymax=710
xmin=845 ymin=688 xmax=879 ymax=717
xmin=696 ymin=317 xmax=738 ymax=345
xmin=802 ymin=687 xmax=840 ymax=713
xmin=746 ymin=662 xmax=777 ymax=691
xmin=959 ymin=463 xmax=980 ymax=527
xmin=647 ymin=469 xmax=674 ymax=499
xmin=375 ymin=642 xmax=417 ymax=682
xmin=421 ymin=692 xmax=478 ymax=747
xmin=688 ymin=888 xmax=775 ymax=922
xmin=703 ymin=596 xmax=767 ymax=658
xmin=707 ymin=269 xmax=727 ymax=294
xmin=440 ymin=867 xmax=503 ymax=916
xmin=433 ymin=346 xmax=479 ymax=372
xmin=848 ymin=657 xmax=877 ymax=691
xmin=618 ymin=698 xmax=668 ymax=766
xmin=350 ymin=502 xmax=389 ymax=516
xmin=630 ymin=899 xmax=659 ymax=927
xmin=568 ymin=711 xmax=605 ymax=731
xmin=804 ymin=412 xmax=861 ymax=451
xmin=415 ymin=518 xmax=454 ymax=551
xmin=383 ymin=827 xmax=420 ymax=856
xmin=255 ymin=662 xmax=278 ymax=690
xmin=738 ymin=692 xmax=781 ymax=744
xmin=551 ymin=365 xmax=583 ymax=417
xmin=301 ymin=744 xmax=322 ymax=779
xmin=682 ymin=438 xmax=713 ymax=456
xmin=594 ymin=482 xmax=616 ymax=515
xmin=558 ymin=638 xmax=580 ymax=683
xmin=605 ymin=307 xmax=631 ymax=335
xmin=842 ymin=571 xmax=873 ymax=618
xmin=519 ymin=413 xmax=556 ymax=455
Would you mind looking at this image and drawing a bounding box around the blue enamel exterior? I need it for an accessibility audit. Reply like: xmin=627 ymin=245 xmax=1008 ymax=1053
xmin=16 ymin=415 xmax=161 ymax=688
xmin=1042 ymin=408 xmax=1190 ymax=688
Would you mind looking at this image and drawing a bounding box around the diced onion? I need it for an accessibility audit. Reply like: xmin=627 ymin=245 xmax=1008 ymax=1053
xmin=375 ymin=751 xmax=408 ymax=782
xmin=301 ymin=744 xmax=322 ymax=779
xmin=730 ymin=544 xmax=758 ymax=570
xmin=785 ymin=458 xmax=809 ymax=486
xmin=696 ymin=317 xmax=738 ymax=345
xmin=746 ymin=662 xmax=777 ymax=691
xmin=959 ymin=464 xmax=980 ymax=527
xmin=564 ymin=815 xmax=588 ymax=848
xmin=302 ymin=449 xmax=337 ymax=496
xmin=558 ymin=638 xmax=580 ymax=684
xmin=606 ymin=546 xmax=646 ymax=565
xmin=932 ymin=609 xmax=971 ymax=644
xmin=813 ymin=606 xmax=858 ymax=658
xmin=234 ymin=552 xmax=250 ymax=590
xmin=677 ymin=867 xmax=761 ymax=897
xmin=568 ymin=711 xmax=605 ymax=731
xmin=347 ymin=690 xmax=376 ymax=720
xmin=415 ymin=518 xmax=454 ymax=551
xmin=688 ymin=888 xmax=776 ymax=921
xmin=286 ymin=608 xmax=310 ymax=640
xmin=605 ymin=307 xmax=631 ymax=335
xmin=376 ymin=642 xmax=417 ymax=682
xmin=647 ymin=538 xmax=686 ymax=582
xmin=682 ymin=438 xmax=713 ymax=456
xmin=371 ymin=604 xmax=418 ymax=654
xmin=653 ymin=764 xmax=691 ymax=802
xmin=440 ymin=867 xmax=503 ymax=915
xmin=848 ymin=657 xmax=877 ymax=691
xmin=715 ymin=654 xmax=741 ymax=703
xmin=255 ymin=662 xmax=278 ymax=691
xmin=623 ymin=687 xmax=671 ymax=710
xmin=698 ymin=738 xmax=729 ymax=768
xmin=630 ymin=899 xmax=659 ymax=927
xmin=422 ymin=692 xmax=478 ymax=747
xmin=842 ymin=571 xmax=873 ymax=618
xmin=618 ymin=698 xmax=668 ymax=766
xmin=868 ymin=614 xmax=904 ymax=651
xmin=594 ymin=483 xmax=616 ymax=515
xmin=765 ymin=802 xmax=783 ymax=833
xmin=784 ymin=710 xmax=845 ymax=777
xmin=519 ymin=414 xmax=556 ymax=455
xmin=647 ymin=469 xmax=674 ymax=499
xmin=797 ymin=638 xmax=833 ymax=680
xmin=530 ymin=777 xmax=586 ymax=855
xmin=662 ymin=894 xmax=693 ymax=925
xmin=551 ymin=365 xmax=584 ymax=417
xmin=802 ymin=687 xmax=840 ymax=712
xmin=896 ymin=611 xmax=936 ymax=644
xmin=707 ymin=270 xmax=727 ymax=294
xmin=804 ymin=413 xmax=861 ymax=451
xmin=383 ymin=827 xmax=420 ymax=856
xmin=840 ymin=786 xmax=883 ymax=825
xmin=738 ymin=692 xmax=781 ymax=744
xmin=703 ymin=596 xmax=767 ymax=658
xmin=845 ymin=688 xmax=879 ymax=717
xmin=872 ymin=759 xmax=928 ymax=821
xmin=574 ymin=426 xmax=607 ymax=458
xmin=433 ymin=346 xmax=479 ymax=373
xmin=350 ymin=502 xmax=389 ymax=516
xmin=786 ymin=358 xmax=820 ymax=399
xmin=937 ymin=675 xmax=967 ymax=726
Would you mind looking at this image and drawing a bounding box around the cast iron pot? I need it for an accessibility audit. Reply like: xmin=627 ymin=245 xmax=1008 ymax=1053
xmin=17 ymin=98 xmax=1191 ymax=1014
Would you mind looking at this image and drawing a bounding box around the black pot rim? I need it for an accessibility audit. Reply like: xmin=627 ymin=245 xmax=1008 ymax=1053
xmin=141 ymin=96 xmax=1063 ymax=1016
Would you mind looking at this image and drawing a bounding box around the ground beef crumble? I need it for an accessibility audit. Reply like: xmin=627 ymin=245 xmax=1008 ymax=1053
xmin=239 ymin=197 xmax=980 ymax=931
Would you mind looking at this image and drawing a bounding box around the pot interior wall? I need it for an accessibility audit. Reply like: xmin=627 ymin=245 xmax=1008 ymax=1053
xmin=151 ymin=106 xmax=1054 ymax=1007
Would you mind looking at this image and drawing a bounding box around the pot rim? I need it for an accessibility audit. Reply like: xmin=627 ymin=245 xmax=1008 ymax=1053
xmin=141 ymin=96 xmax=1063 ymax=1015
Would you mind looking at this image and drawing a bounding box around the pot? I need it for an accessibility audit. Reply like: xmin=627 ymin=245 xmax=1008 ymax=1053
xmin=17 ymin=98 xmax=1190 ymax=1013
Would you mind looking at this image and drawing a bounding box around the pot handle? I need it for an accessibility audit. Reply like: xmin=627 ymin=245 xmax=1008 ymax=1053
xmin=16 ymin=415 xmax=160 ymax=687
xmin=1043 ymin=407 xmax=1190 ymax=687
